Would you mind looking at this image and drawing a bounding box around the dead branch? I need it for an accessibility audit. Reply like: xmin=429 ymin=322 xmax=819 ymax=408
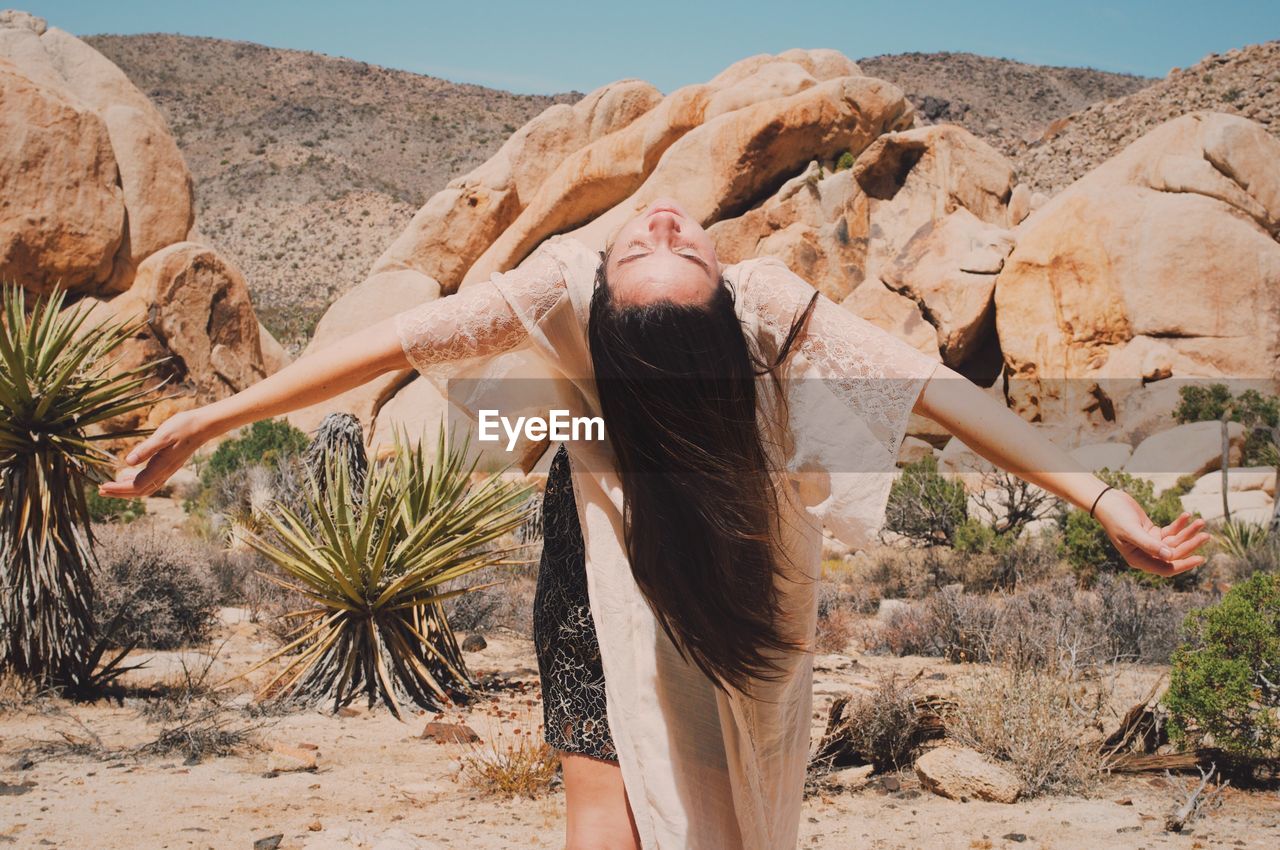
xmin=1165 ymin=763 xmax=1229 ymax=832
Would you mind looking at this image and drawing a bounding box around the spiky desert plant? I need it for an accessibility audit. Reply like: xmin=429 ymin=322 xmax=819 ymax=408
xmin=304 ymin=412 xmax=368 ymax=504
xmin=235 ymin=424 xmax=534 ymax=718
xmin=1217 ymin=517 xmax=1272 ymax=560
xmin=0 ymin=284 xmax=159 ymax=688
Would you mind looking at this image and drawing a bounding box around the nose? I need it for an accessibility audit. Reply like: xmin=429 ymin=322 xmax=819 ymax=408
xmin=647 ymin=210 xmax=680 ymax=238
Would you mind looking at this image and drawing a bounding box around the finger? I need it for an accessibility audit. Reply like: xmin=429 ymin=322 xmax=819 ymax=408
xmin=125 ymin=431 xmax=170 ymax=466
xmin=1128 ymin=526 xmax=1175 ymax=561
xmin=98 ymin=468 xmax=139 ymax=494
xmin=1160 ymin=512 xmax=1194 ymax=537
xmin=1123 ymin=547 xmax=1174 ymax=576
xmin=1163 ymin=517 xmax=1206 ymax=548
xmin=1165 ymin=531 xmax=1212 ymax=562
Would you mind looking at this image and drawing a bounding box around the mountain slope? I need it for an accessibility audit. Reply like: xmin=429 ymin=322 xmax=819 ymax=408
xmin=85 ymin=33 xmax=579 ymax=350
xmin=1013 ymin=40 xmax=1280 ymax=194
xmin=857 ymin=51 xmax=1155 ymax=158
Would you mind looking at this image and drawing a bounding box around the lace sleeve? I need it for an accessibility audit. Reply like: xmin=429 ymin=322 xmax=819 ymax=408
xmin=740 ymin=257 xmax=941 ymax=462
xmin=393 ymin=247 xmax=568 ymax=381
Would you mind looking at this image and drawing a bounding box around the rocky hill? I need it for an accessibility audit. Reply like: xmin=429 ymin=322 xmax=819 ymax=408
xmin=1013 ymin=41 xmax=1280 ymax=194
xmin=86 ymin=36 xmax=1170 ymax=350
xmin=857 ymin=51 xmax=1154 ymax=157
xmin=85 ymin=34 xmax=579 ymax=350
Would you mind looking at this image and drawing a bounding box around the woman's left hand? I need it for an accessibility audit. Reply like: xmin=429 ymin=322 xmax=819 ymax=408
xmin=1093 ymin=487 xmax=1210 ymax=577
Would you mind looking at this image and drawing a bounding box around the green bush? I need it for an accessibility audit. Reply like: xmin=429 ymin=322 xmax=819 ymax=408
xmin=835 ymin=150 xmax=855 ymax=171
xmin=885 ymin=455 xmax=968 ymax=546
xmin=1059 ymin=469 xmax=1186 ymax=581
xmin=1165 ymin=572 xmax=1280 ymax=759
xmin=85 ymin=483 xmax=145 ymax=524
xmin=199 ymin=418 xmax=308 ymax=489
xmin=1173 ymin=384 xmax=1279 ymax=467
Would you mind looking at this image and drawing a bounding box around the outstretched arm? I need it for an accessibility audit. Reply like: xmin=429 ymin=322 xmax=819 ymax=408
xmin=98 ymin=261 xmax=559 ymax=498
xmin=913 ymin=364 xmax=1209 ymax=577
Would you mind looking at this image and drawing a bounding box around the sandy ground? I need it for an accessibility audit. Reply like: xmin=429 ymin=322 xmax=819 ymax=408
xmin=1 ymin=609 xmax=1277 ymax=850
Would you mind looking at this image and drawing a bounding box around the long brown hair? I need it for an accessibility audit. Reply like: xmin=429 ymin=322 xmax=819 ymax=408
xmin=587 ymin=253 xmax=819 ymax=694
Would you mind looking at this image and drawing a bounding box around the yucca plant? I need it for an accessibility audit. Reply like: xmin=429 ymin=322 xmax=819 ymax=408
xmin=234 ymin=424 xmax=534 ymax=718
xmin=1216 ymin=517 xmax=1272 ymax=560
xmin=0 ymin=284 xmax=160 ymax=689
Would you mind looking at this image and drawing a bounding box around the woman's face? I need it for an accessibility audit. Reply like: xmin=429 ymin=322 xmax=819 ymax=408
xmin=604 ymin=197 xmax=721 ymax=307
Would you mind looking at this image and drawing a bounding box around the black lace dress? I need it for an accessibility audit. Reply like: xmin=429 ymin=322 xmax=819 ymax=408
xmin=532 ymin=444 xmax=618 ymax=762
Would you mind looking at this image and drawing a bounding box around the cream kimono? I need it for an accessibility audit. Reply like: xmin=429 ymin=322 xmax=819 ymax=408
xmin=394 ymin=235 xmax=941 ymax=850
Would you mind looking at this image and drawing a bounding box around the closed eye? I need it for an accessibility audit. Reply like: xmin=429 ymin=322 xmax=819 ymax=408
xmin=616 ymin=240 xmax=710 ymax=272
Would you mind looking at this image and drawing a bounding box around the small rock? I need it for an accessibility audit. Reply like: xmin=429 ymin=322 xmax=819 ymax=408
xmin=880 ymin=774 xmax=902 ymax=792
xmin=308 ymin=821 xmax=322 ymax=832
xmin=828 ymin=764 xmax=874 ymax=791
xmin=421 ymin=721 xmax=480 ymax=744
xmin=914 ymin=745 xmax=1021 ymax=804
xmin=1001 ymin=833 xmax=1028 ymax=842
xmin=266 ymin=743 xmax=318 ymax=773
xmin=254 ymin=836 xmax=283 ymax=850
xmin=461 ymin=633 xmax=487 ymax=652
xmin=337 ymin=705 xmax=364 ymax=718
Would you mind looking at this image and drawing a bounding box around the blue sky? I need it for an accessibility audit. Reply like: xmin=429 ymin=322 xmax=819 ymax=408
xmin=20 ymin=1 xmax=1280 ymax=94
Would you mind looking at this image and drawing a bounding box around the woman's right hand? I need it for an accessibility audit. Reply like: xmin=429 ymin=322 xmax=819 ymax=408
xmin=98 ymin=408 xmax=213 ymax=499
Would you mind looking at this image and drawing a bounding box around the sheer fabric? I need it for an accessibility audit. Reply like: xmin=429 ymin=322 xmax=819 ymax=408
xmin=395 ymin=235 xmax=941 ymax=850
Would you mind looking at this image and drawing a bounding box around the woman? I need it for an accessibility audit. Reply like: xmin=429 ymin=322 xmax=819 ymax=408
xmin=101 ymin=197 xmax=1209 ymax=850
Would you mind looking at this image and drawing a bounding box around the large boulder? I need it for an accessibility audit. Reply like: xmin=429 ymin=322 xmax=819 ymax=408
xmin=852 ymin=125 xmax=1016 ymax=287
xmin=995 ymin=113 xmax=1280 ymax=437
xmin=563 ymin=75 xmax=913 ymax=253
xmin=840 ymin=279 xmax=941 ymax=358
xmin=369 ymin=79 xmax=663 ymax=293
xmin=467 ymin=52 xmax=856 ymax=286
xmin=1123 ymin=420 xmax=1245 ymax=495
xmin=709 ymin=162 xmax=871 ymax=302
xmin=0 ymin=59 xmax=123 ymax=291
xmin=881 ymin=207 xmax=1014 ymax=368
xmin=125 ymin=242 xmax=269 ymax=399
xmin=0 ymin=15 xmax=194 ymax=294
xmin=287 ymin=269 xmax=442 ymax=435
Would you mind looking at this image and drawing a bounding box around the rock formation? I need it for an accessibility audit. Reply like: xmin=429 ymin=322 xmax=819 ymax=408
xmin=0 ymin=11 xmax=279 ymax=429
xmin=995 ymin=112 xmax=1280 ymax=443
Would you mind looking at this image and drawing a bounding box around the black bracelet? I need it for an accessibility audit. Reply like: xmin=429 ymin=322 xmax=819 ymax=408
xmin=1089 ymin=485 xmax=1114 ymax=518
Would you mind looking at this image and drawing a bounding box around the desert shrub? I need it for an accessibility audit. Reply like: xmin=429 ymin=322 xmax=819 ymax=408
xmin=1165 ymin=573 xmax=1280 ymax=758
xmin=861 ymin=546 xmax=942 ymax=600
xmin=839 ymin=672 xmax=924 ymax=771
xmin=815 ymin=577 xmax=860 ymax=653
xmin=834 ymin=150 xmax=855 ymax=171
xmin=884 ymin=455 xmax=968 ymax=547
xmin=1236 ymin=532 xmax=1280 ymax=577
xmin=456 ymin=704 xmax=559 ymax=799
xmin=860 ymin=601 xmax=936 ymax=657
xmin=946 ymin=668 xmax=1104 ymax=796
xmin=85 ymin=483 xmax=146 ymax=524
xmin=952 ymin=526 xmax=1067 ymax=592
xmin=200 ymin=418 xmax=308 ymax=488
xmin=1173 ymin=384 xmax=1279 ymax=468
xmin=1060 ymin=469 xmax=1185 ymax=581
xmin=1095 ymin=573 xmax=1209 ymax=664
xmin=93 ymin=526 xmax=221 ymax=650
xmin=926 ymin=585 xmax=999 ymax=663
xmin=862 ymin=576 xmax=1204 ymax=669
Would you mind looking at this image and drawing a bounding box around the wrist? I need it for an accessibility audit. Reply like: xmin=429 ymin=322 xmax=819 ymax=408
xmin=191 ymin=400 xmax=236 ymax=442
xmin=1086 ymin=482 xmax=1115 ymax=518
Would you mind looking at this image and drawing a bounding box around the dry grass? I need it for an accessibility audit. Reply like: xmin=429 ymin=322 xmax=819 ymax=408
xmin=840 ymin=672 xmax=926 ymax=771
xmin=944 ymin=668 xmax=1107 ymax=797
xmin=454 ymin=704 xmax=560 ymax=799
